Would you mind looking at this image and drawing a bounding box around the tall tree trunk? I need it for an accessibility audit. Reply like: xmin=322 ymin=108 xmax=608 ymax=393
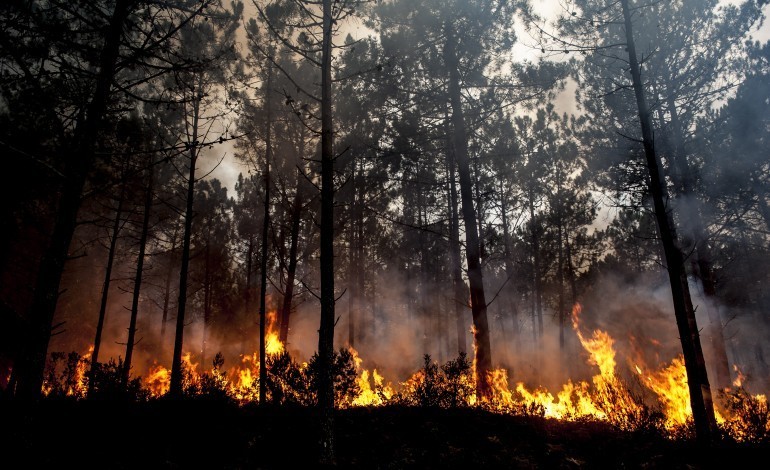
xmin=664 ymin=92 xmax=731 ymax=391
xmin=499 ymin=178 xmax=517 ymax=336
xmin=348 ymin=158 xmax=358 ymax=348
xmin=201 ymin=236 xmax=212 ymax=368
xmin=258 ymin=61 xmax=273 ymax=407
xmin=160 ymin=227 xmax=178 ymax=345
xmin=444 ymin=22 xmax=492 ymax=399
xmin=355 ymin=172 xmax=365 ymax=345
xmin=123 ymin=161 xmax=154 ymax=387
xmin=89 ymin=171 xmax=127 ymax=395
xmin=318 ymin=0 xmax=336 ymax=462
xmin=13 ymin=0 xmax=134 ymax=400
xmin=528 ymin=192 xmax=543 ymax=342
xmin=621 ymin=0 xmax=717 ymax=445
xmin=242 ymin=235 xmax=254 ymax=353
xmin=557 ymin=221 xmax=565 ymax=350
xmin=170 ymin=71 xmax=204 ymax=398
xmin=278 ymin=168 xmax=303 ymax=345
xmin=446 ymin=118 xmax=466 ymax=356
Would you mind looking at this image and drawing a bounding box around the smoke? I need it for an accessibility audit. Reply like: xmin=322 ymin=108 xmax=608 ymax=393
xmin=43 ymin=225 xmax=769 ymax=399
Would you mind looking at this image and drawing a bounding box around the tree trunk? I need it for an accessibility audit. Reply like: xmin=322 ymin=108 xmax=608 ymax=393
xmin=170 ymin=71 xmax=204 ymax=398
xmin=123 ymin=161 xmax=154 ymax=387
xmin=348 ymin=158 xmax=358 ymax=348
xmin=160 ymin=227 xmax=178 ymax=345
xmin=445 ymin=133 xmax=467 ymax=355
xmin=278 ymin=168 xmax=303 ymax=346
xmin=12 ymin=0 xmax=134 ymax=400
xmin=621 ymin=0 xmax=717 ymax=445
xmin=664 ymin=92 xmax=731 ymax=391
xmin=201 ymin=235 xmax=212 ymax=369
xmin=444 ymin=22 xmax=492 ymax=399
xmin=528 ymin=193 xmax=543 ymax=343
xmin=89 ymin=171 xmax=127 ymax=395
xmin=258 ymin=61 xmax=273 ymax=407
xmin=318 ymin=0 xmax=336 ymax=462
xmin=355 ymin=172 xmax=365 ymax=345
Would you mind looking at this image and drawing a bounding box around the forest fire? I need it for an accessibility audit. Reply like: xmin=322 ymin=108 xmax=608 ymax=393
xmin=3 ymin=0 xmax=770 ymax=465
xmin=35 ymin=303 xmax=762 ymax=444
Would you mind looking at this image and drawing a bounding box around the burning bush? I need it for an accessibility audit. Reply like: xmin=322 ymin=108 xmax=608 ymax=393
xmin=393 ymin=353 xmax=474 ymax=408
xmin=43 ymin=351 xmax=90 ymax=399
xmin=306 ymin=348 xmax=360 ymax=405
xmin=719 ymin=386 xmax=770 ymax=444
xmin=42 ymin=351 xmax=89 ymax=399
xmin=89 ymin=358 xmax=147 ymax=401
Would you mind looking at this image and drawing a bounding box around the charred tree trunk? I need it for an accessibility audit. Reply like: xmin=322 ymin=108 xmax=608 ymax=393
xmin=13 ymin=0 xmax=134 ymax=400
xmin=444 ymin=22 xmax=492 ymax=399
xmin=621 ymin=0 xmax=717 ymax=445
xmin=123 ymin=161 xmax=154 ymax=387
xmin=170 ymin=71 xmax=204 ymax=398
xmin=89 ymin=170 xmax=127 ymax=395
xmin=258 ymin=61 xmax=273 ymax=407
xmin=318 ymin=0 xmax=336 ymax=461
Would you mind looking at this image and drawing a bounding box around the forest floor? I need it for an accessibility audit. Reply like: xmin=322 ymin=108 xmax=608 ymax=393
xmin=2 ymin=400 xmax=768 ymax=469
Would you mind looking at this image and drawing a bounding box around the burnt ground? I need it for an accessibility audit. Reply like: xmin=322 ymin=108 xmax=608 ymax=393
xmin=1 ymin=400 xmax=768 ymax=469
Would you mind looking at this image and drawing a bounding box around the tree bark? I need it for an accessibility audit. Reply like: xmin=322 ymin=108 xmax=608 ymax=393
xmin=621 ymin=0 xmax=718 ymax=445
xmin=444 ymin=22 xmax=492 ymax=399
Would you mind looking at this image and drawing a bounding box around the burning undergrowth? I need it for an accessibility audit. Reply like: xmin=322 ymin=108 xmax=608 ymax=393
xmin=36 ymin=302 xmax=770 ymax=445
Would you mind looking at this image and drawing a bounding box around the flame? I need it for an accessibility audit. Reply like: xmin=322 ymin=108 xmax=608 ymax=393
xmin=733 ymin=364 xmax=746 ymax=388
xmin=265 ymin=310 xmax=284 ymax=356
xmin=44 ymin=302 xmax=768 ymax=442
xmin=635 ymin=356 xmax=691 ymax=428
xmin=146 ymin=363 xmax=171 ymax=397
xmin=513 ymin=304 xmax=643 ymax=427
xmin=68 ymin=345 xmax=93 ymax=398
xmin=347 ymin=347 xmax=394 ymax=407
